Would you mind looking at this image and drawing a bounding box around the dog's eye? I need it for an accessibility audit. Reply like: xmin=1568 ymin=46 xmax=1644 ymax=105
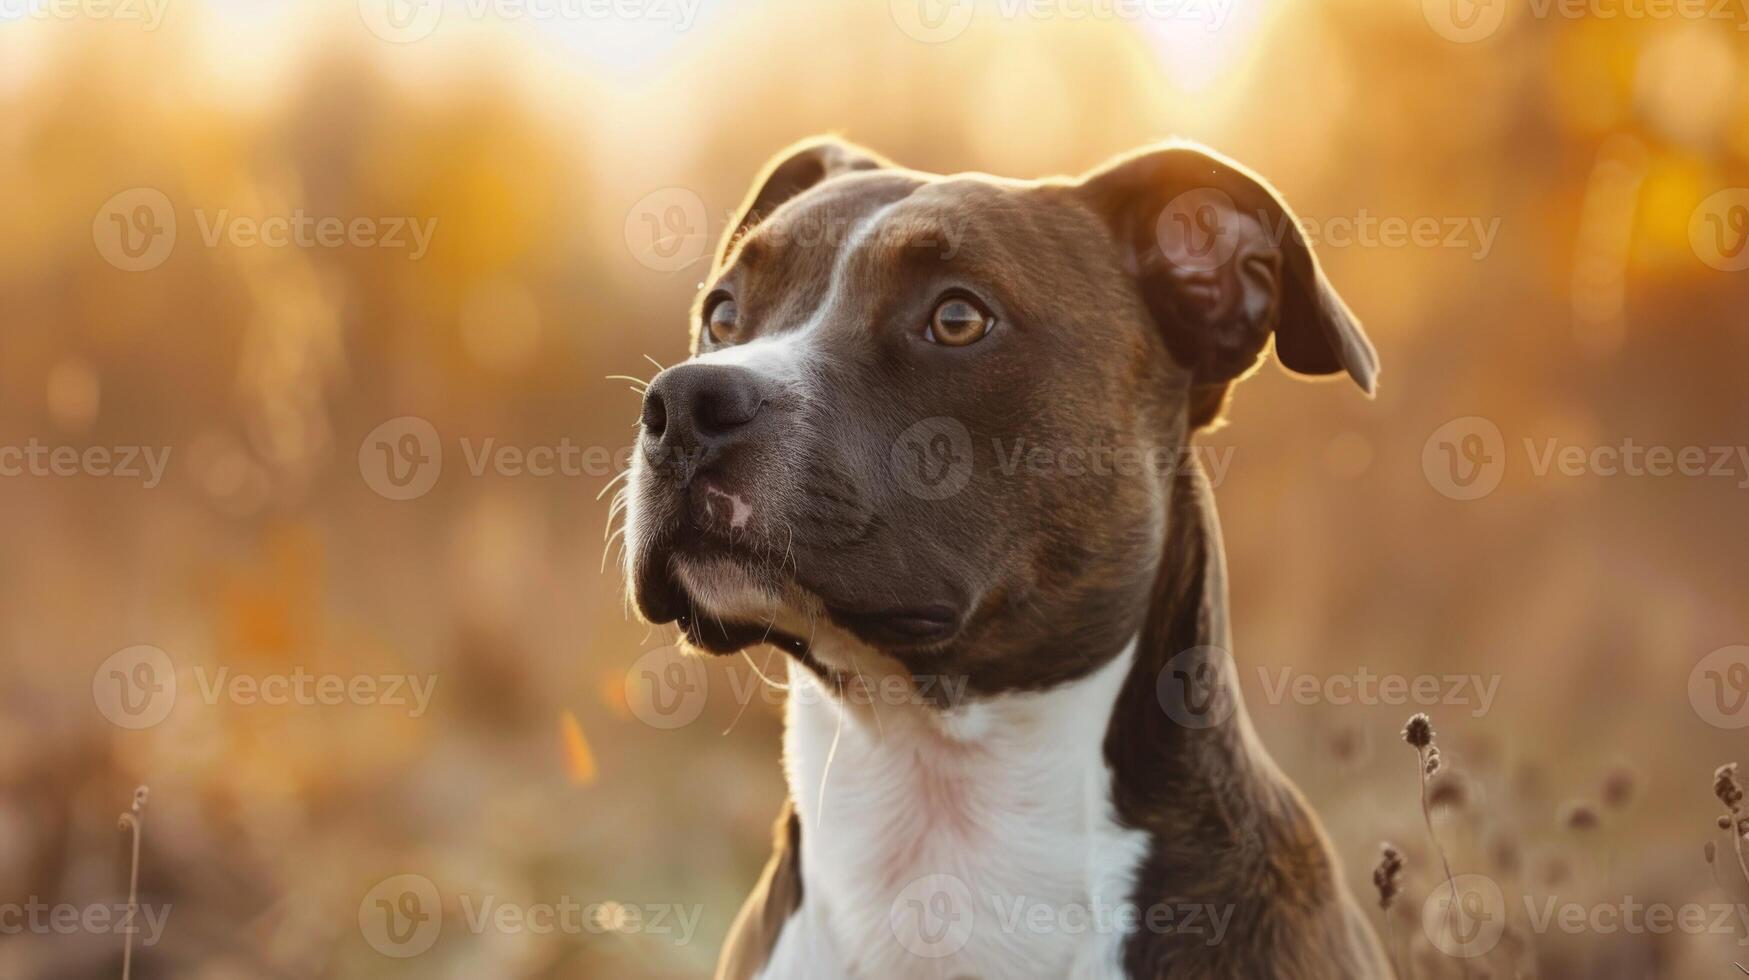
xmin=705 ymin=296 xmax=740 ymax=343
xmin=925 ymin=296 xmax=994 ymax=347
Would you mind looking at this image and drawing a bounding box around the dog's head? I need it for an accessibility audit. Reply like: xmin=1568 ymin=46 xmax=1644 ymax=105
xmin=621 ymin=137 xmax=1376 ymax=693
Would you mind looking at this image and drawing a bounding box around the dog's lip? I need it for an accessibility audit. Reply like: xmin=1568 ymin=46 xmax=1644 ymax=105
xmin=828 ymin=603 xmax=962 ymax=649
xmin=675 ymin=612 xmax=810 ymax=658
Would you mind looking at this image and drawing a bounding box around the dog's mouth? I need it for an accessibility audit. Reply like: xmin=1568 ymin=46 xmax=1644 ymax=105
xmin=632 ymin=518 xmax=965 ymax=660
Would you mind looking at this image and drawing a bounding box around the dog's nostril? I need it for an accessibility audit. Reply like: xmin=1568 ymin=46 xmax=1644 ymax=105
xmin=695 ymin=389 xmax=762 ymax=436
xmin=640 ymin=387 xmax=668 ymax=441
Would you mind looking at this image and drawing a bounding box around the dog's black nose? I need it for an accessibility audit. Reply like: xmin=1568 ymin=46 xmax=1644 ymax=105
xmin=640 ymin=363 xmax=768 ymax=485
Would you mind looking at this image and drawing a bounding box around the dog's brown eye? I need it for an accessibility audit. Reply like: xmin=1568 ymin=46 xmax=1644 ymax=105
xmin=925 ymin=296 xmax=994 ymax=347
xmin=705 ymin=297 xmax=739 ymax=342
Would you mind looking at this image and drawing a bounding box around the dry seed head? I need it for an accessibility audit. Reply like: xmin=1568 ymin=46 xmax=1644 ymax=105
xmin=1714 ymin=763 xmax=1743 ymax=812
xmin=1402 ymin=713 xmax=1434 ymax=750
xmin=1373 ymin=842 xmax=1405 ymax=910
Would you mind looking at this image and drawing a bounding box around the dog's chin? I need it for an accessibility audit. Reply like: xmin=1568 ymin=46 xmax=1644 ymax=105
xmin=635 ymin=549 xmax=967 ymax=670
xmin=633 ymin=553 xmax=815 ymax=658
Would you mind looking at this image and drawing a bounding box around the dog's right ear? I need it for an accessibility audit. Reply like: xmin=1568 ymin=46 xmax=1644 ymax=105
xmin=1078 ymin=142 xmax=1378 ymax=428
xmin=717 ymin=137 xmax=888 ymax=266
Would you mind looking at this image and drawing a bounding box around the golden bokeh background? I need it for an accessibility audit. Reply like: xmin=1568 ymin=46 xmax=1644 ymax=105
xmin=3 ymin=0 xmax=1749 ymax=976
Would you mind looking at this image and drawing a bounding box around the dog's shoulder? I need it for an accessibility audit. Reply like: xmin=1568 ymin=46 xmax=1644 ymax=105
xmin=715 ymin=798 xmax=804 ymax=980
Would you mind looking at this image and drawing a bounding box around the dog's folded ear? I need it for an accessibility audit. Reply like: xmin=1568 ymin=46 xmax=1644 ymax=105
xmin=718 ymin=137 xmax=889 ymax=266
xmin=1078 ymin=142 xmax=1378 ymax=426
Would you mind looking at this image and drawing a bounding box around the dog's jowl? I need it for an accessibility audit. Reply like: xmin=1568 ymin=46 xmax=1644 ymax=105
xmin=620 ymin=137 xmax=1388 ymax=979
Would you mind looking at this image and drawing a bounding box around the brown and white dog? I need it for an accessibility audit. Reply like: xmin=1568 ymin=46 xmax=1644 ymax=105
xmin=620 ymin=137 xmax=1390 ymax=979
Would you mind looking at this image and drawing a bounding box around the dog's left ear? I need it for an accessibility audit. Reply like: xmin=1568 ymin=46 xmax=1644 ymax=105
xmin=1078 ymin=142 xmax=1378 ymax=425
xmin=717 ymin=137 xmax=889 ymax=266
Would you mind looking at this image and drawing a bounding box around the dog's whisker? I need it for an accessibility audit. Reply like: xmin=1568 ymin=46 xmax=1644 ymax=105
xmin=605 ymin=374 xmax=651 ymax=390
xmin=641 ymin=353 xmax=666 ymax=374
xmin=606 ymin=492 xmax=632 ymax=527
xmin=601 ymin=525 xmax=627 ymax=574
xmin=816 ymin=672 xmax=846 ymax=821
xmin=848 ymin=647 xmax=884 ymax=740
xmin=596 ymin=468 xmax=633 ymax=502
xmin=720 ymin=652 xmax=761 ymax=737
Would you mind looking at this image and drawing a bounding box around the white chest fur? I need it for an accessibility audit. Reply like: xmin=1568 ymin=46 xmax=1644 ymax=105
xmin=759 ymin=640 xmax=1150 ymax=980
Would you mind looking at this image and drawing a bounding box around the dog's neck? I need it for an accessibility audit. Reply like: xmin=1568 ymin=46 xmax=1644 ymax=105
xmin=776 ymin=464 xmax=1305 ymax=975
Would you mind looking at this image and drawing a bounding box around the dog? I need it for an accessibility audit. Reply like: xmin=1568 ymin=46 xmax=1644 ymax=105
xmin=620 ymin=137 xmax=1389 ymax=979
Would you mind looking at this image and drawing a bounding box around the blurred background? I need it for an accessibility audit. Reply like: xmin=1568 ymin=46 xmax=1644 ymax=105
xmin=2 ymin=0 xmax=1749 ymax=976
